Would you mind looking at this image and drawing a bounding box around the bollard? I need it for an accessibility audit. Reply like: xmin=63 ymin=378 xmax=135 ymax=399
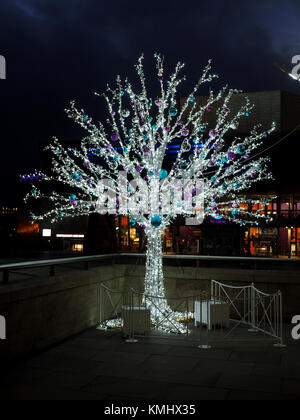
xmin=126 ymin=290 xmax=138 ymax=343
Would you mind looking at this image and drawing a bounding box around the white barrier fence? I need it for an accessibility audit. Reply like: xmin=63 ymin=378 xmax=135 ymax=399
xmin=98 ymin=280 xmax=285 ymax=348
xmin=210 ymin=280 xmax=285 ymax=347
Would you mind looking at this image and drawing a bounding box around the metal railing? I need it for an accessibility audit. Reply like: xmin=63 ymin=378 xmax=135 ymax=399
xmin=0 ymin=254 xmax=117 ymax=284
xmin=1 ymin=252 xmax=300 ymax=284
xmin=97 ymin=280 xmax=285 ymax=348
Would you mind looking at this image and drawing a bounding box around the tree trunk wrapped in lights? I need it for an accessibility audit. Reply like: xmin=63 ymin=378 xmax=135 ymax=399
xmin=24 ymin=53 xmax=276 ymax=333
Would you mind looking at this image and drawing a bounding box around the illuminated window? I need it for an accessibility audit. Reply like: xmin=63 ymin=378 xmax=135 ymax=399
xmin=72 ymin=244 xmax=84 ymax=252
xmin=42 ymin=229 xmax=52 ymax=237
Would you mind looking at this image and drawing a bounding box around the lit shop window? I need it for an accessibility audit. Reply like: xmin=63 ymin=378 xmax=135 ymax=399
xmin=72 ymin=244 xmax=84 ymax=252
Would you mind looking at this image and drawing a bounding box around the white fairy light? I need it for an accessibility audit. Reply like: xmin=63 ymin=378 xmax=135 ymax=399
xmin=23 ymin=54 xmax=276 ymax=334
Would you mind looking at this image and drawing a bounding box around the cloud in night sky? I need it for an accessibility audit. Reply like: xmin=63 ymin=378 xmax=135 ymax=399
xmin=1 ymin=0 xmax=300 ymax=200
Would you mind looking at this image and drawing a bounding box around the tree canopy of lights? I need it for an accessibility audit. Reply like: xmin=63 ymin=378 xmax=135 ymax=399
xmin=23 ymin=53 xmax=276 ymax=334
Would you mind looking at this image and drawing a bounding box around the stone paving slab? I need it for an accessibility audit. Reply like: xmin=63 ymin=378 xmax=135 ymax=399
xmin=1 ymin=325 xmax=300 ymax=400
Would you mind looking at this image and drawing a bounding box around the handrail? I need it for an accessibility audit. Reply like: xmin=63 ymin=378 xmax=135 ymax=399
xmin=1 ymin=252 xmax=300 ymax=272
xmin=0 ymin=254 xmax=117 ymax=271
xmin=120 ymin=253 xmax=300 ymax=263
xmin=1 ymin=252 xmax=300 ymax=284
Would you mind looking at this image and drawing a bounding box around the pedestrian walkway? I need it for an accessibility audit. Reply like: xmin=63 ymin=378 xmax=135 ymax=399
xmin=0 ymin=325 xmax=299 ymax=400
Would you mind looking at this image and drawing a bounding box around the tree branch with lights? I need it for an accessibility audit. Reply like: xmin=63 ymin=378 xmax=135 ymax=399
xmin=23 ymin=54 xmax=276 ymax=333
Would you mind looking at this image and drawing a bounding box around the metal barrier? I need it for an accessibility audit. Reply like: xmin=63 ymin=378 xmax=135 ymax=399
xmin=97 ymin=279 xmax=285 ymax=348
xmin=210 ymin=280 xmax=285 ymax=347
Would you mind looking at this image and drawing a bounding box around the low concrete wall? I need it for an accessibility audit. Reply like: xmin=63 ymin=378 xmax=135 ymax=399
xmin=0 ymin=263 xmax=299 ymax=361
xmin=0 ymin=265 xmax=125 ymax=362
xmin=124 ymin=264 xmax=300 ymax=319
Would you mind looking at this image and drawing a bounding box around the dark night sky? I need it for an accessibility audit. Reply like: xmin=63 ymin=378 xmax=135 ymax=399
xmin=1 ymin=0 xmax=300 ymax=202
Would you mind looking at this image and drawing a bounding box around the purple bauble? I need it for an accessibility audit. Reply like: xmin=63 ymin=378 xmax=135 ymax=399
xmin=228 ymin=152 xmax=236 ymax=161
xmin=71 ymin=200 xmax=78 ymax=208
xmin=209 ymin=130 xmax=218 ymax=138
xmin=111 ymin=133 xmax=119 ymax=142
xmin=181 ymin=128 xmax=189 ymax=137
xmin=136 ymin=166 xmax=142 ymax=173
xmin=206 ymin=105 xmax=213 ymax=112
xmin=143 ymin=146 xmax=151 ymax=154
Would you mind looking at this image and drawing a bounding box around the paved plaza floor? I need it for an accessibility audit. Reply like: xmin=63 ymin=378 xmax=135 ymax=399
xmin=1 ymin=325 xmax=300 ymax=400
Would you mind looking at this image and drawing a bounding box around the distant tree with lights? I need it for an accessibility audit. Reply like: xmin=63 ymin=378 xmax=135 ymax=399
xmin=24 ymin=54 xmax=275 ymax=333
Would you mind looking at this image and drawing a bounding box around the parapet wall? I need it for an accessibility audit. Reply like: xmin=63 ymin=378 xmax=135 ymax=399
xmin=0 ymin=263 xmax=299 ymax=362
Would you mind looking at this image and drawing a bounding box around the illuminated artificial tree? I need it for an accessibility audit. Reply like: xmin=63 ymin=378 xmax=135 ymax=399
xmin=24 ymin=54 xmax=275 ymax=333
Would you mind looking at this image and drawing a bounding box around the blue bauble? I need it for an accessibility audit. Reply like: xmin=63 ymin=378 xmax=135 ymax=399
xmin=151 ymin=215 xmax=162 ymax=228
xmin=169 ymin=107 xmax=178 ymax=117
xmin=160 ymin=169 xmax=168 ymax=180
xmin=180 ymin=162 xmax=188 ymax=170
xmin=232 ymin=210 xmax=240 ymax=218
xmin=69 ymin=194 xmax=77 ymax=201
xmin=129 ymin=219 xmax=137 ymax=227
xmin=236 ymin=145 xmax=246 ymax=155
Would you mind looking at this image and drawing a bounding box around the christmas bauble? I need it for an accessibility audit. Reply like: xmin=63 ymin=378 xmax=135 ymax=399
xmin=111 ymin=133 xmax=119 ymax=141
xmin=122 ymin=109 xmax=130 ymax=118
xmin=169 ymin=107 xmax=178 ymax=117
xmin=236 ymin=145 xmax=246 ymax=155
xmin=160 ymin=169 xmax=168 ymax=180
xmin=151 ymin=215 xmax=162 ymax=227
